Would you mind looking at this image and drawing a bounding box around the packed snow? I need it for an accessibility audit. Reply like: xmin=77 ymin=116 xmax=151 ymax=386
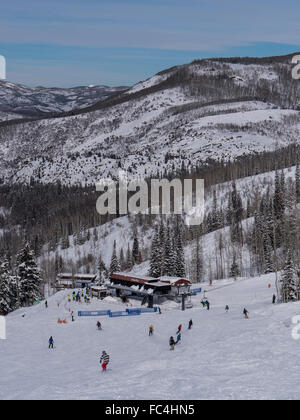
xmin=1 ymin=273 xmax=300 ymax=400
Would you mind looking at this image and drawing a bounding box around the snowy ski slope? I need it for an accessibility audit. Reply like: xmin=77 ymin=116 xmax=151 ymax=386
xmin=1 ymin=273 xmax=300 ymax=400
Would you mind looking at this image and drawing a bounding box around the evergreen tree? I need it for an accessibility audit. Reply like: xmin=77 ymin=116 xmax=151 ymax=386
xmin=191 ymin=233 xmax=204 ymax=283
xmin=229 ymin=253 xmax=240 ymax=279
xmin=0 ymin=257 xmax=13 ymax=315
xmin=162 ymin=223 xmax=173 ymax=276
xmin=119 ymin=248 xmax=126 ymax=271
xmin=126 ymin=243 xmax=133 ymax=270
xmin=97 ymin=255 xmax=106 ymax=283
xmin=149 ymin=227 xmax=161 ymax=278
xmin=174 ymin=220 xmax=186 ymax=277
xmin=110 ymin=240 xmax=120 ymax=275
xmin=17 ymin=244 xmax=43 ymax=307
xmin=296 ymin=162 xmax=300 ymax=203
xmin=281 ymin=250 xmax=297 ymax=302
xmin=132 ymin=235 xmax=139 ymax=264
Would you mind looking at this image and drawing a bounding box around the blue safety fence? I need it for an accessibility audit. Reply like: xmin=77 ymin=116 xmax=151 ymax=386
xmin=191 ymin=288 xmax=202 ymax=295
xmin=78 ymin=310 xmax=111 ymax=317
xmin=139 ymin=307 xmax=158 ymax=313
xmin=78 ymin=307 xmax=158 ymax=318
xmin=126 ymin=309 xmax=142 ymax=315
xmin=109 ymin=311 xmax=141 ymax=318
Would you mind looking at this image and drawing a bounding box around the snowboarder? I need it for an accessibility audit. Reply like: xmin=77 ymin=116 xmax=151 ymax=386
xmin=49 ymin=336 xmax=54 ymax=349
xmin=149 ymin=325 xmax=154 ymax=336
xmin=100 ymin=351 xmax=110 ymax=372
xmin=169 ymin=336 xmax=175 ymax=351
xmin=97 ymin=321 xmax=102 ymax=331
xmin=188 ymin=319 xmax=193 ymax=330
xmin=225 ymin=305 xmax=229 ymax=313
xmin=243 ymin=308 xmax=249 ymax=319
xmin=272 ymin=294 xmax=276 ymax=304
xmin=176 ymin=332 xmax=182 ymax=345
xmin=176 ymin=324 xmax=182 ymax=334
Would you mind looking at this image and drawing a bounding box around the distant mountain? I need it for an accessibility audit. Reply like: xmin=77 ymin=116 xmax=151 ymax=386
xmin=0 ymin=53 xmax=300 ymax=186
xmin=0 ymin=80 xmax=128 ymax=120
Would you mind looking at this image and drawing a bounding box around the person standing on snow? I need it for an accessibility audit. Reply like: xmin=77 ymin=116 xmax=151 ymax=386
xmin=45 ymin=301 xmax=48 ymax=309
xmin=177 ymin=324 xmax=182 ymax=334
xmin=100 ymin=351 xmax=110 ymax=372
xmin=149 ymin=325 xmax=154 ymax=336
xmin=206 ymin=301 xmax=210 ymax=310
xmin=176 ymin=332 xmax=182 ymax=345
xmin=169 ymin=336 xmax=175 ymax=351
xmin=97 ymin=321 xmax=102 ymax=331
xmin=49 ymin=336 xmax=54 ymax=349
xmin=272 ymin=294 xmax=276 ymax=304
xmin=225 ymin=305 xmax=229 ymax=313
xmin=243 ymin=308 xmax=249 ymax=319
xmin=188 ymin=319 xmax=193 ymax=330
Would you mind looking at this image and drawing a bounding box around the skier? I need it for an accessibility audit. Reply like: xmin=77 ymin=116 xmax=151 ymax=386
xmin=49 ymin=336 xmax=54 ymax=349
xmin=169 ymin=336 xmax=175 ymax=351
xmin=188 ymin=319 xmax=193 ymax=330
xmin=176 ymin=324 xmax=182 ymax=334
xmin=97 ymin=321 xmax=102 ymax=331
xmin=149 ymin=325 xmax=154 ymax=336
xmin=225 ymin=305 xmax=229 ymax=313
xmin=176 ymin=332 xmax=182 ymax=345
xmin=100 ymin=351 xmax=110 ymax=372
xmin=272 ymin=294 xmax=276 ymax=304
xmin=243 ymin=308 xmax=249 ymax=319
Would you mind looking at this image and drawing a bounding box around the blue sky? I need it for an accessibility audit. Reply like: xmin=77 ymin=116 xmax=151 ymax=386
xmin=1 ymin=0 xmax=300 ymax=87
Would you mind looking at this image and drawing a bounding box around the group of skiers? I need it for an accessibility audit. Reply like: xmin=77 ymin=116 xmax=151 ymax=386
xmin=169 ymin=321 xmax=192 ymax=350
xmin=68 ymin=289 xmax=90 ymax=304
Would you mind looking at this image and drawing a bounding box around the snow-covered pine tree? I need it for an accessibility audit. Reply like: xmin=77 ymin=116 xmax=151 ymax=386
xmin=149 ymin=227 xmax=161 ymax=278
xmin=119 ymin=248 xmax=126 ymax=271
xmin=110 ymin=240 xmax=120 ymax=275
xmin=296 ymin=162 xmax=300 ymax=203
xmin=191 ymin=233 xmax=204 ymax=283
xmin=132 ymin=235 xmax=139 ymax=264
xmin=229 ymin=253 xmax=240 ymax=279
xmin=174 ymin=219 xmax=186 ymax=277
xmin=281 ymin=250 xmax=298 ymax=303
xmin=97 ymin=255 xmax=106 ymax=284
xmin=17 ymin=244 xmax=43 ymax=307
xmin=162 ymin=223 xmax=173 ymax=276
xmin=0 ymin=257 xmax=13 ymax=315
xmin=126 ymin=243 xmax=133 ymax=270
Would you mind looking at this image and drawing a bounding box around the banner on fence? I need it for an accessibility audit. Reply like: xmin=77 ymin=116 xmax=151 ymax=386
xmin=109 ymin=311 xmax=141 ymax=318
xmin=78 ymin=310 xmax=111 ymax=317
xmin=191 ymin=288 xmax=202 ymax=295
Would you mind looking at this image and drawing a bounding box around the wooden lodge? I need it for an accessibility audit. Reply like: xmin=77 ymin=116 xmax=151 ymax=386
xmin=107 ymin=272 xmax=193 ymax=306
xmin=56 ymin=273 xmax=98 ymax=290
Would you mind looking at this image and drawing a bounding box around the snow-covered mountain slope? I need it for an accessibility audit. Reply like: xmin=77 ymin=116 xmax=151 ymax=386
xmin=40 ymin=163 xmax=297 ymax=279
xmin=1 ymin=54 xmax=300 ymax=186
xmin=0 ymin=80 xmax=128 ymax=120
xmin=1 ymin=273 xmax=300 ymax=400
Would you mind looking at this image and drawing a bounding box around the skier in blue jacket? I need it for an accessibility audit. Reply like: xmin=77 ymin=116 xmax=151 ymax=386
xmin=49 ymin=336 xmax=54 ymax=349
